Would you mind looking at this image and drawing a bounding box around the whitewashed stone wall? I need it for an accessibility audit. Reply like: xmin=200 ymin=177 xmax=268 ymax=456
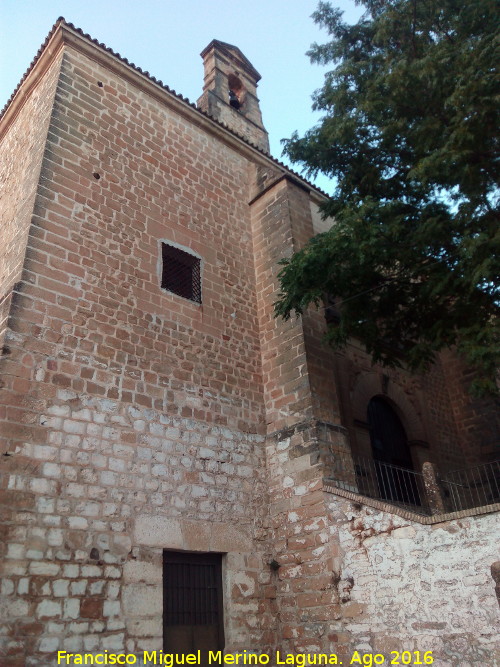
xmin=325 ymin=494 xmax=500 ymax=666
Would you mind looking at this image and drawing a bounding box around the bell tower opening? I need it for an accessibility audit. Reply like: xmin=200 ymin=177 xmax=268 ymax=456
xmin=228 ymin=72 xmax=244 ymax=109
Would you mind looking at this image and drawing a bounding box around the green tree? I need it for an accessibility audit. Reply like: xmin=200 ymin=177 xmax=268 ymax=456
xmin=276 ymin=0 xmax=499 ymax=395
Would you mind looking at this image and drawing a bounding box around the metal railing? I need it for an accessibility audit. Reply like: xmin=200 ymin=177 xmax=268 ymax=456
xmin=440 ymin=460 xmax=500 ymax=512
xmin=326 ymin=449 xmax=500 ymax=516
xmin=326 ymin=450 xmax=431 ymax=515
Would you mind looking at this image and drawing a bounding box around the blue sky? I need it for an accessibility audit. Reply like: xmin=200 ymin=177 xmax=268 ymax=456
xmin=0 ymin=0 xmax=362 ymax=193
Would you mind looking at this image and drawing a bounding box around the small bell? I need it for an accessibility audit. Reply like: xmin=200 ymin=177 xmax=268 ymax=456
xmin=229 ymin=89 xmax=241 ymax=109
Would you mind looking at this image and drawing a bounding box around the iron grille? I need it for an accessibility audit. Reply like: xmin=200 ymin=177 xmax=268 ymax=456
xmin=163 ymin=552 xmax=223 ymax=627
xmin=440 ymin=460 xmax=500 ymax=512
xmin=161 ymin=243 xmax=201 ymax=303
xmin=326 ymin=449 xmax=500 ymax=516
xmin=326 ymin=450 xmax=431 ymax=516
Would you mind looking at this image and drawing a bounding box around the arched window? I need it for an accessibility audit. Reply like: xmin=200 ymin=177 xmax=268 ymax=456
xmin=228 ymin=72 xmax=244 ymax=109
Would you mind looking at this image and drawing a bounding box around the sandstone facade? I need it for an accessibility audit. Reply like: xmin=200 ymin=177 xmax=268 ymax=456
xmin=0 ymin=19 xmax=498 ymax=667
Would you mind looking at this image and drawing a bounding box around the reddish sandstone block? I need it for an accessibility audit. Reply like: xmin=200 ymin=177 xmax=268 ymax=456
xmin=80 ymin=597 xmax=103 ymax=619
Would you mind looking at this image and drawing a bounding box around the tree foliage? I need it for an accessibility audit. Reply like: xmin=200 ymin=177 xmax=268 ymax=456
xmin=276 ymin=0 xmax=500 ymax=395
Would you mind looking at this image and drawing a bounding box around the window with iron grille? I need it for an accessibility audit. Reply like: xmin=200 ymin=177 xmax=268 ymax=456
xmin=161 ymin=242 xmax=201 ymax=303
xmin=163 ymin=551 xmax=224 ymax=655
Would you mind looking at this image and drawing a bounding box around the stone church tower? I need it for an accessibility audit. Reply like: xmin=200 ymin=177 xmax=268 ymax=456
xmin=0 ymin=18 xmax=498 ymax=667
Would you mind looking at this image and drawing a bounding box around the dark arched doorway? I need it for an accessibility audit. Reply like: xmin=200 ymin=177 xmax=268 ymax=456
xmin=368 ymin=397 xmax=413 ymax=468
xmin=367 ymin=396 xmax=420 ymax=505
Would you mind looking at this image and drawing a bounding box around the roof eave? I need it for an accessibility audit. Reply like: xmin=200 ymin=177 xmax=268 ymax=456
xmin=1 ymin=19 xmax=328 ymax=202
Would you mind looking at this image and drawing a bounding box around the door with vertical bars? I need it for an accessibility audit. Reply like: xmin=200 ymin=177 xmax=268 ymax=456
xmin=163 ymin=551 xmax=224 ymax=661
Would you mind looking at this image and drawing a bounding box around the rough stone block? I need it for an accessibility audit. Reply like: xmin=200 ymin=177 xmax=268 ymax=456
xmin=123 ymin=561 xmax=162 ymax=584
xmin=210 ymin=523 xmax=250 ymax=552
xmin=134 ymin=515 xmax=183 ymax=548
xmin=123 ymin=584 xmax=162 ymax=617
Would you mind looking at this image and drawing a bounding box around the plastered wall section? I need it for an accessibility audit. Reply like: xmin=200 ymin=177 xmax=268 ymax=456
xmin=0 ymin=53 xmax=63 ymax=346
xmin=325 ymin=493 xmax=500 ymax=666
xmin=0 ymin=45 xmax=274 ymax=664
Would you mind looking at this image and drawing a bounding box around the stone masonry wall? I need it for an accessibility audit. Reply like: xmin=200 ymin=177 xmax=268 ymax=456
xmin=250 ymin=175 xmax=314 ymax=433
xmin=0 ymin=52 xmax=63 ymax=347
xmin=265 ymin=424 xmax=348 ymax=656
xmin=250 ymin=174 xmax=353 ymax=656
xmin=248 ymin=167 xmax=499 ymax=664
xmin=338 ymin=342 xmax=475 ymax=472
xmin=1 ymin=393 xmax=268 ymax=663
xmin=324 ymin=492 xmax=500 ymax=666
xmin=1 ymin=23 xmax=499 ymax=667
xmin=438 ymin=349 xmax=500 ymax=465
xmin=0 ymin=44 xmax=274 ymax=665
